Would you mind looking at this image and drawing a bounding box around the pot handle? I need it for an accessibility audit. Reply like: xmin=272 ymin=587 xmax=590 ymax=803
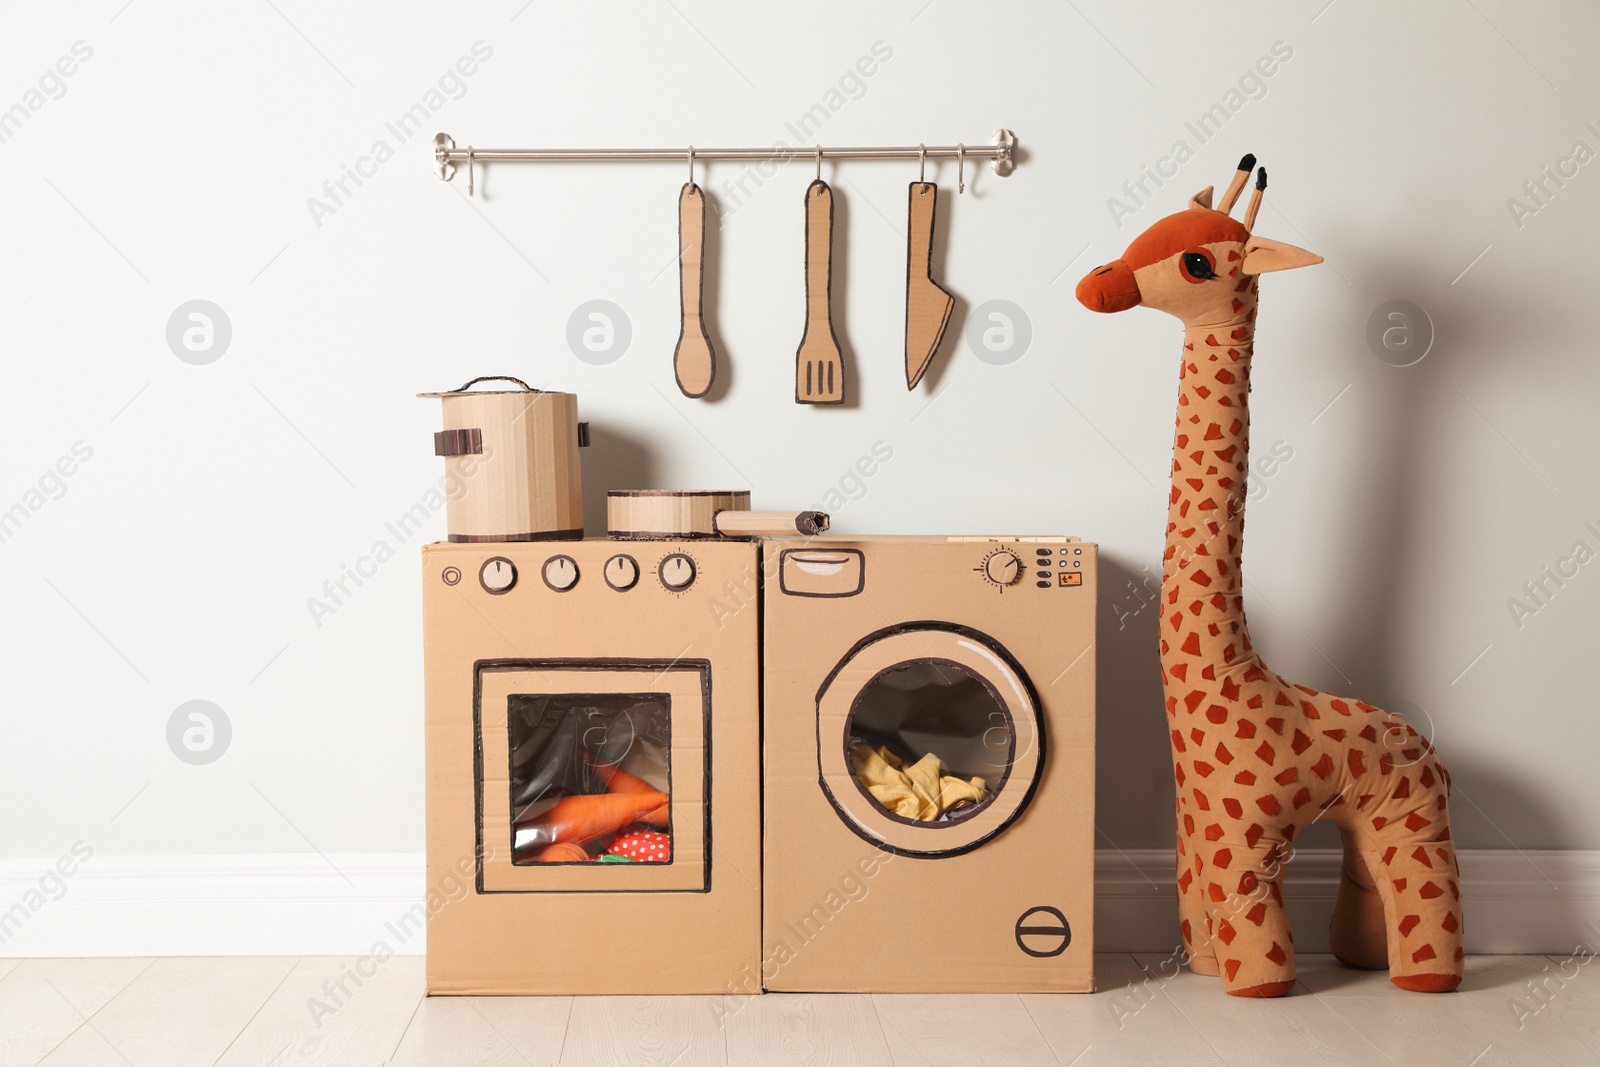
xmin=455 ymin=375 xmax=535 ymax=392
xmin=436 ymin=424 xmax=586 ymax=453
xmin=434 ymin=428 xmax=484 ymax=457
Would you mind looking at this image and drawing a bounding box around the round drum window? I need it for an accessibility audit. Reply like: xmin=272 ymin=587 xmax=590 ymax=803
xmin=816 ymin=625 xmax=1043 ymax=857
xmin=846 ymin=660 xmax=1014 ymax=826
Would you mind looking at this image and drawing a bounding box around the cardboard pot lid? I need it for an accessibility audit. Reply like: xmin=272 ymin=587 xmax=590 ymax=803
xmin=607 ymin=490 xmax=751 ymax=498
xmin=419 ymin=374 xmax=570 ymax=398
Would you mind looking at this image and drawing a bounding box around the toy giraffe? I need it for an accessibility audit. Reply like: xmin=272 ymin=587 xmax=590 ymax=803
xmin=1076 ymin=155 xmax=1463 ymax=997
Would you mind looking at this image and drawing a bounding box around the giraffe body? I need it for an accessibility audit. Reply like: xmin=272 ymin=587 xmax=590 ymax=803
xmin=1078 ymin=160 xmax=1464 ymax=996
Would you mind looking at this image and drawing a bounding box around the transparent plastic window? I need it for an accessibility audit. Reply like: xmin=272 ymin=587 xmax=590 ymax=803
xmin=847 ymin=661 xmax=1013 ymax=823
xmin=508 ymin=694 xmax=673 ymax=864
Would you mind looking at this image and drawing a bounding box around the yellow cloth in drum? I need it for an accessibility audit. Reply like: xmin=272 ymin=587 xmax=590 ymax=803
xmin=849 ymin=744 xmax=986 ymax=821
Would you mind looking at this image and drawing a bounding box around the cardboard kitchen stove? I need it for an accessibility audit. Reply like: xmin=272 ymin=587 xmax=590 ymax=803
xmin=419 ymin=378 xmax=1097 ymax=995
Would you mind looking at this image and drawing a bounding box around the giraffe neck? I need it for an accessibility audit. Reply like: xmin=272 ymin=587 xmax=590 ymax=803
xmin=1161 ymin=315 xmax=1259 ymax=678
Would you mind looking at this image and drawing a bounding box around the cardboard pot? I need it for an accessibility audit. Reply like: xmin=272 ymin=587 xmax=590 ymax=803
xmin=420 ymin=376 xmax=586 ymax=542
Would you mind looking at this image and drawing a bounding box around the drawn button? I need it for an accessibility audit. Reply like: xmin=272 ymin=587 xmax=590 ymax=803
xmin=1015 ymin=906 xmax=1071 ymax=957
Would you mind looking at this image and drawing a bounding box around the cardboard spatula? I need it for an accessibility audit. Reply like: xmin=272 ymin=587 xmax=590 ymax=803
xmin=905 ymin=181 xmax=954 ymax=389
xmin=674 ymin=183 xmax=716 ymax=398
xmin=795 ymin=180 xmax=845 ymax=404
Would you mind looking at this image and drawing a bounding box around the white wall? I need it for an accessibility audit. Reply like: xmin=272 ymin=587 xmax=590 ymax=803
xmin=3 ymin=0 xmax=1597 ymax=882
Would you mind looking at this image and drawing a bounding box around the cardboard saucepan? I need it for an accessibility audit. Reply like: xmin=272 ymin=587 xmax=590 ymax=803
xmin=419 ymin=376 xmax=587 ymax=542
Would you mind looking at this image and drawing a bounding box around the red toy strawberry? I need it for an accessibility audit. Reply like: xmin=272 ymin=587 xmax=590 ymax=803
xmin=607 ymin=829 xmax=671 ymax=863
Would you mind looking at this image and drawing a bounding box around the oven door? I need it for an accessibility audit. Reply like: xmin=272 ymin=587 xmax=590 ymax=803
xmin=816 ymin=624 xmax=1043 ymax=857
xmin=476 ymin=659 xmax=709 ymax=893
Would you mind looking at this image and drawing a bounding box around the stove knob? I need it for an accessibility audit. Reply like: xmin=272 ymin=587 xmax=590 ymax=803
xmin=479 ymin=556 xmax=517 ymax=594
xmin=659 ymin=552 xmax=696 ymax=592
xmin=604 ymin=554 xmax=640 ymax=591
xmin=984 ymin=550 xmax=1022 ymax=586
xmin=542 ymin=554 xmax=579 ymax=592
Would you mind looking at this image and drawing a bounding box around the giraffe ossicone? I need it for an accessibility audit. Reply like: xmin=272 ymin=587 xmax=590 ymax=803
xmin=1077 ymin=153 xmax=1464 ymax=998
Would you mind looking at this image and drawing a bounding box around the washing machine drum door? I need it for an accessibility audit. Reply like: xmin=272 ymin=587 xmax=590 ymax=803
xmin=817 ymin=625 xmax=1043 ymax=857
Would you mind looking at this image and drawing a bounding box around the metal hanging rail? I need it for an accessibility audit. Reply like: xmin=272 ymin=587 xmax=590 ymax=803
xmin=432 ymin=130 xmax=1018 ymax=182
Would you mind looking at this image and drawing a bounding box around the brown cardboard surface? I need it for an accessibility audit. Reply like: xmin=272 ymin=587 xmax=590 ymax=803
xmin=760 ymin=536 xmax=1097 ymax=992
xmin=422 ymin=386 xmax=583 ymax=542
xmin=421 ymin=538 xmax=761 ymax=995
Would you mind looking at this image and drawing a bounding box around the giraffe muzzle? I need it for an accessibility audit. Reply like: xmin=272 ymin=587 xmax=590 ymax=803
xmin=1075 ymin=259 xmax=1141 ymax=314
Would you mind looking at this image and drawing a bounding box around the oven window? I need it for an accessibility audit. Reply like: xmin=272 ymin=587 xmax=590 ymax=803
xmin=846 ymin=660 xmax=1013 ymax=825
xmin=507 ymin=694 xmax=673 ymax=865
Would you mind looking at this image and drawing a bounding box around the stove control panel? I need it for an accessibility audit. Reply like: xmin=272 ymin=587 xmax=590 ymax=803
xmin=1028 ymin=544 xmax=1086 ymax=589
xmin=958 ymin=538 xmax=1088 ymax=591
xmin=452 ymin=550 xmax=712 ymax=596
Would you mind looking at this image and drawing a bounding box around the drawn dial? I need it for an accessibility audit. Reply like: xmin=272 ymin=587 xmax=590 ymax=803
xmin=659 ymin=552 xmax=696 ymax=592
xmin=542 ymin=554 xmax=579 ymax=591
xmin=604 ymin=554 xmax=640 ymax=591
xmin=983 ymin=550 xmax=1022 ymax=586
xmin=479 ymin=557 xmax=517 ymax=594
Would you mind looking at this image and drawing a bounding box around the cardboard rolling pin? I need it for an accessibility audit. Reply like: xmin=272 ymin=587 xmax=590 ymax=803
xmin=712 ymin=510 xmax=830 ymax=537
xmin=608 ymin=490 xmax=829 ymax=540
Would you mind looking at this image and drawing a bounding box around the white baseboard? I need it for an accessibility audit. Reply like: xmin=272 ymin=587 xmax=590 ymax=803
xmin=1 ymin=854 xmax=424 ymax=958
xmin=5 ymin=849 xmax=1597 ymax=958
xmin=1096 ymin=848 xmax=1600 ymax=955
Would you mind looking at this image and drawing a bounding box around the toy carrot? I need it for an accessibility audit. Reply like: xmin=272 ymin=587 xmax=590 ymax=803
xmin=515 ymin=790 xmax=668 ymax=850
xmin=583 ymin=752 xmax=670 ymax=827
xmin=535 ymin=842 xmax=591 ymax=863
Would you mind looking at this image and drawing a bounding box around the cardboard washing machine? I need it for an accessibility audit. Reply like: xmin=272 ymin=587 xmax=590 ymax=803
xmin=761 ymin=536 xmax=1097 ymax=993
xmin=420 ymin=538 xmax=761 ymax=995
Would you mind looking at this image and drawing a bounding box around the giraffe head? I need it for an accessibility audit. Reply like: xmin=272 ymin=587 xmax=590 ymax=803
xmin=1076 ymin=154 xmax=1322 ymax=327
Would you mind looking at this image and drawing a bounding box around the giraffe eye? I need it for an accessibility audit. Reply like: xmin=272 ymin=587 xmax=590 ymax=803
xmin=1180 ymin=251 xmax=1217 ymax=282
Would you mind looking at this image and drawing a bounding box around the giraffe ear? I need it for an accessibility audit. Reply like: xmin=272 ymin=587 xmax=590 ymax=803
xmin=1188 ymin=186 xmax=1214 ymax=210
xmin=1241 ymin=235 xmax=1323 ymax=274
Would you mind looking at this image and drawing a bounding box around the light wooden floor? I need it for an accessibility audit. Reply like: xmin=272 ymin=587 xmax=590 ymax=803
xmin=2 ymin=953 xmax=1596 ymax=1066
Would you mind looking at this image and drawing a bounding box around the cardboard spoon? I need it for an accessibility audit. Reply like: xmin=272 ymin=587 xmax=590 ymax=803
xmin=674 ymin=183 xmax=716 ymax=398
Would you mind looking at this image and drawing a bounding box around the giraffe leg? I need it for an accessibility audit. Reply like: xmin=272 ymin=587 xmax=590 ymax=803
xmin=1361 ymin=786 xmax=1465 ymax=991
xmin=1199 ymin=838 xmax=1297 ymax=997
xmin=1175 ymin=834 xmax=1219 ymax=975
xmin=1328 ymin=827 xmax=1387 ymax=969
